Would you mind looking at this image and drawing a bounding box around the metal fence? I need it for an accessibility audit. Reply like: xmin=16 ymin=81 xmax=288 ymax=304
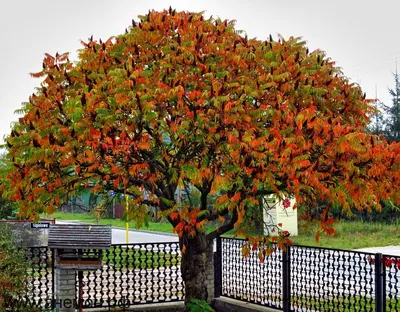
xmin=290 ymin=245 xmax=375 ymax=311
xmin=216 ymin=237 xmax=283 ymax=309
xmin=216 ymin=237 xmax=400 ymax=312
xmin=76 ymin=242 xmax=184 ymax=309
xmin=383 ymin=254 xmax=400 ymax=311
xmin=17 ymin=239 xmax=400 ymax=311
xmin=17 ymin=246 xmax=55 ymax=309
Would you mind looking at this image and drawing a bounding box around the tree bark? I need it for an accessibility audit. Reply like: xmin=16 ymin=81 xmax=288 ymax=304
xmin=180 ymin=231 xmax=209 ymax=305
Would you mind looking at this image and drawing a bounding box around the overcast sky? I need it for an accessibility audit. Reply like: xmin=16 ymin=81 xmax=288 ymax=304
xmin=1 ymin=0 xmax=399 ymax=142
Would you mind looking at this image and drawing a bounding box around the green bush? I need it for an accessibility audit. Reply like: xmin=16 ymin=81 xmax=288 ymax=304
xmin=0 ymin=197 xmax=17 ymax=219
xmin=186 ymin=299 xmax=215 ymax=312
xmin=0 ymin=224 xmax=29 ymax=310
xmin=299 ymin=199 xmax=400 ymax=224
xmin=328 ymin=200 xmax=399 ymax=223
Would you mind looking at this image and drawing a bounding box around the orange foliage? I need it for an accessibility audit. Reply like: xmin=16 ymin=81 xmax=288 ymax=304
xmin=2 ymin=9 xmax=399 ymax=260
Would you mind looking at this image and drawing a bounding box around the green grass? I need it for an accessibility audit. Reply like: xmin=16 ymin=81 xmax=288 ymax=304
xmin=46 ymin=212 xmax=400 ymax=250
xmin=291 ymin=295 xmax=400 ymax=312
xmin=290 ymin=220 xmax=400 ymax=250
xmin=46 ymin=212 xmax=174 ymax=233
xmin=104 ymin=246 xmax=180 ymax=269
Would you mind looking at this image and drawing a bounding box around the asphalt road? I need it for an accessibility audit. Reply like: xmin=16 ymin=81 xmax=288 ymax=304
xmin=55 ymin=220 xmax=178 ymax=244
xmin=355 ymin=245 xmax=400 ymax=256
xmin=110 ymin=226 xmax=178 ymax=244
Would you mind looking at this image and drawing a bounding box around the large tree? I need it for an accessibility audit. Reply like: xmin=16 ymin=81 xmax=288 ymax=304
xmin=2 ymin=9 xmax=400 ymax=304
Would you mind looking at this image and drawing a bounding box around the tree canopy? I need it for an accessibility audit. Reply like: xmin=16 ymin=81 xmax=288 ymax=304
xmin=2 ymin=9 xmax=400 ymax=248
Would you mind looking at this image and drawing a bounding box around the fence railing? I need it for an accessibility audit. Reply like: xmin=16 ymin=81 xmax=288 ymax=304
xmin=217 ymin=237 xmax=283 ymax=309
xmin=215 ymin=237 xmax=400 ymax=312
xmin=17 ymin=239 xmax=400 ymax=311
xmin=382 ymin=254 xmax=400 ymax=311
xmin=76 ymin=242 xmax=184 ymax=309
xmin=16 ymin=246 xmax=55 ymax=309
xmin=290 ymin=245 xmax=375 ymax=311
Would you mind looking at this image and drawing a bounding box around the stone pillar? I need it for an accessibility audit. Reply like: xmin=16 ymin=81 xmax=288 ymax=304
xmin=204 ymin=240 xmax=215 ymax=303
xmin=56 ymin=268 xmax=76 ymax=312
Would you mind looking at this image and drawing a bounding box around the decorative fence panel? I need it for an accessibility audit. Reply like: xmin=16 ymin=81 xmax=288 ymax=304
xmin=383 ymin=254 xmax=400 ymax=311
xmin=217 ymin=237 xmax=400 ymax=312
xmin=77 ymin=242 xmax=184 ymax=309
xmin=18 ymin=246 xmax=55 ymax=309
xmin=291 ymin=245 xmax=375 ymax=311
xmin=220 ymin=238 xmax=283 ymax=309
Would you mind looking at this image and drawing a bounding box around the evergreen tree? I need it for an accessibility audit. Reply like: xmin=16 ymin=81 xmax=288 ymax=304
xmin=385 ymin=70 xmax=400 ymax=141
xmin=368 ymin=97 xmax=385 ymax=136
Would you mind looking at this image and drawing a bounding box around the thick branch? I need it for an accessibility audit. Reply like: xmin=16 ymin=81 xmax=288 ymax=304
xmin=206 ymin=210 xmax=238 ymax=240
xmin=198 ymin=207 xmax=230 ymax=222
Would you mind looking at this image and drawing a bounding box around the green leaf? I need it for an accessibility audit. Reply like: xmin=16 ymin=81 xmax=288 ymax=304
xmin=216 ymin=71 xmax=229 ymax=79
xmin=264 ymin=51 xmax=276 ymax=61
xmin=141 ymin=69 xmax=154 ymax=78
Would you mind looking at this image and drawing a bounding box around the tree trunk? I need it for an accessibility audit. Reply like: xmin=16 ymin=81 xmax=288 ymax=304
xmin=180 ymin=231 xmax=210 ymax=305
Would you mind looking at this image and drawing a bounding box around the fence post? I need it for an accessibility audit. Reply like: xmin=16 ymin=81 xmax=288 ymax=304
xmin=214 ymin=236 xmax=222 ymax=298
xmin=52 ymin=248 xmax=56 ymax=304
xmin=282 ymin=245 xmax=291 ymax=312
xmin=375 ymin=253 xmax=385 ymax=312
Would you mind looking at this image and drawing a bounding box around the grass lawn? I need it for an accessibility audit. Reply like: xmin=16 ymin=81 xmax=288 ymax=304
xmin=290 ymin=220 xmax=400 ymax=250
xmin=46 ymin=212 xmax=400 ymax=250
xmin=104 ymin=246 xmax=180 ymax=269
xmin=290 ymin=295 xmax=400 ymax=312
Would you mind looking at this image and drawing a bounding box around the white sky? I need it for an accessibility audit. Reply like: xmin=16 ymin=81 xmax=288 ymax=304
xmin=1 ymin=0 xmax=399 ymax=142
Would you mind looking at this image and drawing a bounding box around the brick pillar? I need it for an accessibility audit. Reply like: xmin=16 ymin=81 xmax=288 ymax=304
xmin=56 ymin=268 xmax=76 ymax=312
xmin=204 ymin=240 xmax=215 ymax=303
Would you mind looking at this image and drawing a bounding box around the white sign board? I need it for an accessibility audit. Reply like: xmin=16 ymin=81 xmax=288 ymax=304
xmin=263 ymin=195 xmax=298 ymax=236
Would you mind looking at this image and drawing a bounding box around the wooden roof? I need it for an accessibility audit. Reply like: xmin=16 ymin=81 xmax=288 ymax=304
xmin=48 ymin=224 xmax=112 ymax=249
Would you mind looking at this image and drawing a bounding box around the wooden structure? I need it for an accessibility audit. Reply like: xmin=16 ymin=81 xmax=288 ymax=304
xmin=48 ymin=224 xmax=111 ymax=270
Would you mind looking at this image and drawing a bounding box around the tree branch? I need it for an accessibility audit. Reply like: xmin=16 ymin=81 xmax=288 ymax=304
xmin=198 ymin=207 xmax=230 ymax=222
xmin=206 ymin=210 xmax=238 ymax=240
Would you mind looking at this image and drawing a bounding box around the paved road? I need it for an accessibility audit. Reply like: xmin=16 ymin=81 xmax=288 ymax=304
xmin=355 ymin=245 xmax=400 ymax=256
xmin=110 ymin=226 xmax=178 ymax=244
xmin=55 ymin=220 xmax=178 ymax=244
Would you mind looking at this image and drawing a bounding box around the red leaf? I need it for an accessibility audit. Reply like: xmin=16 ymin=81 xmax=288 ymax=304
xmin=170 ymin=212 xmax=179 ymax=221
